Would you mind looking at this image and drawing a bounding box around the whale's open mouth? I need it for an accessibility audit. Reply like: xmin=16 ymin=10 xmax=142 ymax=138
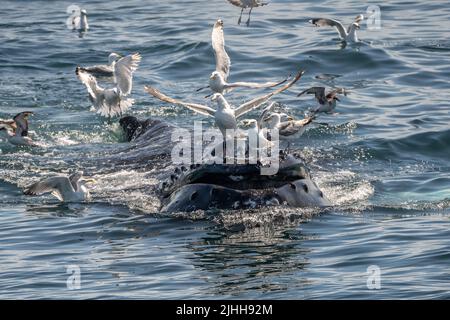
xmin=159 ymin=153 xmax=311 ymax=197
xmin=159 ymin=153 xmax=331 ymax=213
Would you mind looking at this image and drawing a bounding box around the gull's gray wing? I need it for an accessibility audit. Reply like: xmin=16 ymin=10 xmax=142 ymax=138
xmin=278 ymin=117 xmax=313 ymax=136
xmin=297 ymin=87 xmax=327 ymax=104
xmin=227 ymin=0 xmax=268 ymax=8
xmin=227 ymin=0 xmax=245 ymax=8
xmin=234 ymin=70 xmax=304 ymax=119
xmin=226 ymin=74 xmax=289 ymax=91
xmin=310 ymin=18 xmax=347 ymax=39
xmin=144 ymin=86 xmax=215 ymax=117
xmin=76 ymin=67 xmax=101 ymax=102
xmin=78 ymin=65 xmax=114 ymax=77
xmin=114 ymin=53 xmax=141 ymax=96
xmin=212 ymin=20 xmax=231 ymax=80
xmin=24 ymin=176 xmax=75 ymax=200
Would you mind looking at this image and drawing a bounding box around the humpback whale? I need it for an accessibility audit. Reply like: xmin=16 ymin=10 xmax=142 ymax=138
xmin=119 ymin=116 xmax=331 ymax=213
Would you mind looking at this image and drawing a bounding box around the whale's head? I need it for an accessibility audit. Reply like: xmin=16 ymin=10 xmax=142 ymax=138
xmin=119 ymin=116 xmax=142 ymax=142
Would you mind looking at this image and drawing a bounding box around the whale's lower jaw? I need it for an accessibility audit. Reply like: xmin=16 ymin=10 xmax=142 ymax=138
xmin=160 ymin=179 xmax=331 ymax=213
xmin=159 ymin=154 xmax=331 ymax=213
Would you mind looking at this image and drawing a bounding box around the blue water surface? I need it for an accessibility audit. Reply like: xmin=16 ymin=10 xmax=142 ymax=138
xmin=0 ymin=0 xmax=449 ymax=299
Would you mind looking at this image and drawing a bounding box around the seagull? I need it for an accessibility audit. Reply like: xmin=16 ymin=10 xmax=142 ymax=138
xmin=145 ymin=70 xmax=304 ymax=138
xmin=72 ymin=9 xmax=89 ymax=31
xmin=24 ymin=172 xmax=96 ymax=202
xmin=197 ymin=19 xmax=288 ymax=96
xmin=261 ymin=113 xmax=314 ymax=140
xmin=76 ymin=53 xmax=141 ymax=117
xmin=309 ymin=14 xmax=364 ymax=43
xmin=227 ymin=0 xmax=268 ymax=26
xmin=297 ymin=87 xmax=347 ymax=114
xmin=0 ymin=111 xmax=37 ymax=146
xmin=76 ymin=53 xmax=122 ymax=78
xmin=240 ymin=118 xmax=273 ymax=149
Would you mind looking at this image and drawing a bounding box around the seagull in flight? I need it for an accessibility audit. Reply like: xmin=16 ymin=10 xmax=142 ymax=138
xmin=0 ymin=111 xmax=37 ymax=146
xmin=197 ymin=19 xmax=289 ymax=97
xmin=76 ymin=53 xmax=141 ymax=117
xmin=24 ymin=171 xmax=96 ymax=202
xmin=145 ymin=70 xmax=304 ymax=138
xmin=227 ymin=0 xmax=268 ymax=26
xmin=297 ymin=87 xmax=347 ymax=114
xmin=309 ymin=14 xmax=364 ymax=43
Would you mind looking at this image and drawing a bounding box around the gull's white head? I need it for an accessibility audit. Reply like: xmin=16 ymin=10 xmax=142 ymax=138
xmin=108 ymin=52 xmax=122 ymax=65
xmin=355 ymin=14 xmax=364 ymax=23
xmin=211 ymin=93 xmax=229 ymax=109
xmin=262 ymin=113 xmax=282 ymax=129
xmin=209 ymin=71 xmax=222 ymax=81
xmin=209 ymin=71 xmax=226 ymax=92
xmin=350 ymin=15 xmax=364 ymax=32
xmin=211 ymin=93 xmax=223 ymax=102
xmin=80 ymin=9 xmax=87 ymax=16
xmin=71 ymin=171 xmax=96 ymax=185
xmin=214 ymin=19 xmax=224 ymax=28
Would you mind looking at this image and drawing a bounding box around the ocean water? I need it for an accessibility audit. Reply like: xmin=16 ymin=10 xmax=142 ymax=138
xmin=1 ymin=0 xmax=450 ymax=299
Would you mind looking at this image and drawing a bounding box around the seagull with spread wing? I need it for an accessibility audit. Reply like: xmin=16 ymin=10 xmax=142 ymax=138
xmin=76 ymin=52 xmax=141 ymax=117
xmin=197 ymin=20 xmax=289 ymax=97
xmin=309 ymin=14 xmax=364 ymax=43
xmin=0 ymin=111 xmax=37 ymax=146
xmin=146 ymin=70 xmax=304 ymax=138
xmin=24 ymin=171 xmax=96 ymax=202
xmin=226 ymin=0 xmax=268 ymax=26
xmin=297 ymin=86 xmax=347 ymax=114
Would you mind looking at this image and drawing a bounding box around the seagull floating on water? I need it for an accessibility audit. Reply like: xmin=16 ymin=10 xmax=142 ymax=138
xmin=0 ymin=111 xmax=37 ymax=146
xmin=297 ymin=87 xmax=347 ymax=114
xmin=77 ymin=53 xmax=122 ymax=78
xmin=197 ymin=20 xmax=289 ymax=97
xmin=145 ymin=70 xmax=304 ymax=138
xmin=309 ymin=14 xmax=364 ymax=43
xmin=227 ymin=0 xmax=268 ymax=26
xmin=72 ymin=9 xmax=89 ymax=31
xmin=76 ymin=53 xmax=141 ymax=117
xmin=24 ymin=171 xmax=95 ymax=202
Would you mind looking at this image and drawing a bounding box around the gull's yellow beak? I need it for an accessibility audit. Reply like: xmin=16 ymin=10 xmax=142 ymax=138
xmin=83 ymin=178 xmax=97 ymax=184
